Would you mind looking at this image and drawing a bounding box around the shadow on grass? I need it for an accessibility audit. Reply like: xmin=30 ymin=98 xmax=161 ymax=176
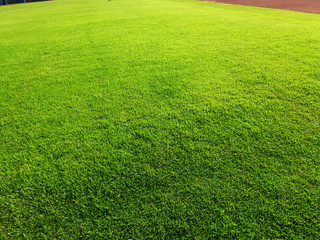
xmin=1 ymin=0 xmax=52 ymax=6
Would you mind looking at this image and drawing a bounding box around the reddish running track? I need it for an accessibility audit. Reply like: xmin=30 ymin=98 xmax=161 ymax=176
xmin=201 ymin=0 xmax=320 ymax=14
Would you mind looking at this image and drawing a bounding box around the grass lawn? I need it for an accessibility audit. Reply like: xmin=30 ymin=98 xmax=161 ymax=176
xmin=0 ymin=0 xmax=320 ymax=238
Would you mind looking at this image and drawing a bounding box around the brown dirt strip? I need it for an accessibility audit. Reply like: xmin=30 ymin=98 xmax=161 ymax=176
xmin=201 ymin=0 xmax=320 ymax=14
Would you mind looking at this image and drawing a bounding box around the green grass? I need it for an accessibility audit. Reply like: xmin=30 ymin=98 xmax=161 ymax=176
xmin=1 ymin=0 xmax=320 ymax=238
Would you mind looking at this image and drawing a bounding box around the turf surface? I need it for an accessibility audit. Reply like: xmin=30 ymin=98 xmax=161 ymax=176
xmin=1 ymin=0 xmax=320 ymax=238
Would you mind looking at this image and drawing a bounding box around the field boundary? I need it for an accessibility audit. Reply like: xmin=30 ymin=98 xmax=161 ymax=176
xmin=201 ymin=0 xmax=320 ymax=14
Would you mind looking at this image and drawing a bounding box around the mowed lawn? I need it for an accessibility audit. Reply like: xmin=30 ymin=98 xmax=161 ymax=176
xmin=0 ymin=0 xmax=320 ymax=238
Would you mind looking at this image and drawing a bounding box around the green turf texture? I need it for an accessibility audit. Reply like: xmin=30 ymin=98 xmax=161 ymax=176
xmin=1 ymin=0 xmax=320 ymax=238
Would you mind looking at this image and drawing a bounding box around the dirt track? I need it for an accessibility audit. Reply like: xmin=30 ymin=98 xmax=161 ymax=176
xmin=201 ymin=0 xmax=320 ymax=14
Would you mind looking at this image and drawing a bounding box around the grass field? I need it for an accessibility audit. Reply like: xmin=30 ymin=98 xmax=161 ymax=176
xmin=1 ymin=0 xmax=320 ymax=238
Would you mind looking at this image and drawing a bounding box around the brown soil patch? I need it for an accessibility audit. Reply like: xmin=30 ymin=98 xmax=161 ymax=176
xmin=201 ymin=0 xmax=320 ymax=14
